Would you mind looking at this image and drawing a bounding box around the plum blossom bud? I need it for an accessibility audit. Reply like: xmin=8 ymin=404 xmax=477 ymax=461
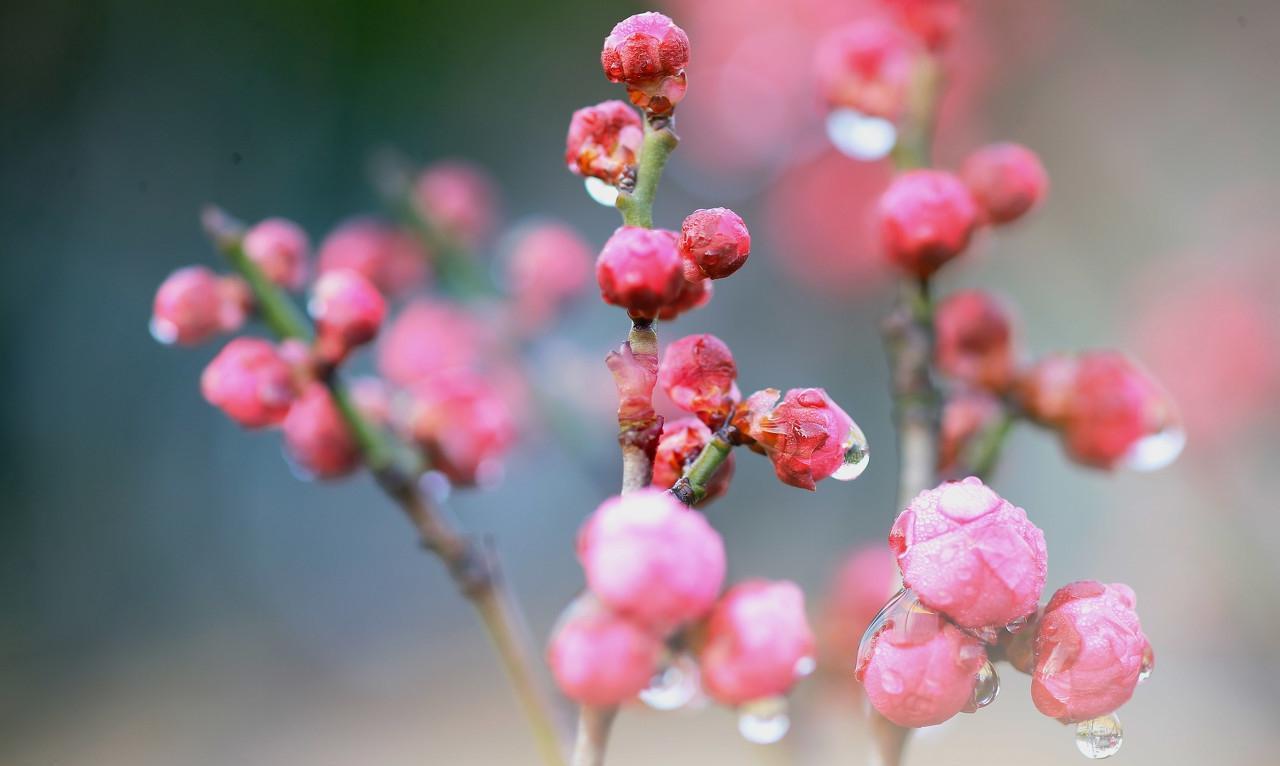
xmin=735 ymin=388 xmax=866 ymax=491
xmin=548 ymin=594 xmax=662 ymax=706
xmin=961 ymin=142 xmax=1049 ymax=225
xmin=657 ymin=334 xmax=737 ymax=428
xmin=813 ymin=21 xmax=916 ymax=119
xmin=1015 ymin=353 xmax=1079 ymax=426
xmin=413 ymin=160 xmax=498 ymax=249
xmin=565 ymin=100 xmax=644 ymax=185
xmin=889 ymin=477 xmax=1046 ymax=632
xmin=600 ymin=12 xmax=690 ymax=116
xmin=882 ymin=0 xmax=965 ymax=51
xmin=679 ymin=208 xmax=751 ymax=280
xmin=152 ymin=266 xmax=249 ymax=345
xmin=317 ymin=218 xmax=429 ymax=297
xmin=1032 ymin=581 xmax=1152 ymax=723
xmin=821 ymin=546 xmax=897 ymax=671
xmin=938 ymin=391 xmax=1003 ymax=475
xmin=655 ymin=274 xmax=713 ymax=321
xmin=407 ymin=372 xmax=515 ymax=487
xmin=349 ymin=376 xmax=391 ymax=427
xmin=651 ymin=417 xmax=735 ymax=504
xmin=934 ymin=290 xmax=1017 ymax=391
xmin=699 ymin=580 xmax=816 ymax=705
xmin=308 ymin=269 xmax=387 ymax=364
xmin=200 ymin=337 xmax=298 ymax=428
xmin=377 ymin=299 xmax=490 ymax=387
xmin=878 ymin=170 xmax=979 ymax=278
xmin=505 ymin=222 xmax=593 ymax=330
xmin=578 ymin=488 xmax=726 ymax=631
xmin=595 ymin=226 xmax=684 ymax=319
xmin=282 ymin=384 xmax=360 ymax=479
xmin=242 ymin=217 xmax=309 ymax=290
xmin=1060 ymin=352 xmax=1181 ymax=471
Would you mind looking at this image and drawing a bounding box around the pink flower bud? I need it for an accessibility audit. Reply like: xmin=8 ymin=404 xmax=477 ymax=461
xmin=595 ymin=226 xmax=684 ymax=319
xmin=651 ymin=417 xmax=735 ymax=504
xmin=882 ymin=0 xmax=965 ymax=52
xmin=813 ymin=21 xmax=916 ymax=119
xmin=821 ymin=546 xmax=897 ymax=671
xmin=317 ymin=218 xmax=429 ymax=297
xmin=1032 ymin=581 xmax=1152 ymax=723
xmin=658 ymin=334 xmax=738 ymax=428
xmin=200 ymin=337 xmax=298 ymax=428
xmin=1060 ymin=352 xmax=1180 ymax=470
xmin=700 ymin=580 xmax=815 ymax=705
xmin=152 ymin=266 xmax=249 ymax=346
xmin=934 ymin=290 xmax=1016 ymax=392
xmin=242 ymin=217 xmax=309 ymax=290
xmin=282 ymin=383 xmax=360 ymax=479
xmin=548 ymin=594 xmax=662 ymax=707
xmin=407 ymin=372 xmax=515 ymax=487
xmin=565 ymin=100 xmax=644 ymax=185
xmin=679 ymin=208 xmax=751 ymax=280
xmin=655 ymin=273 xmax=713 ymax=321
xmin=601 ymin=12 xmax=690 ymax=116
xmin=878 ymin=170 xmax=979 ymax=279
xmin=349 ymin=376 xmax=391 ymax=427
xmin=938 ymin=391 xmax=1003 ymax=475
xmin=309 ymin=269 xmax=387 ymax=364
xmin=377 ymin=299 xmax=490 ymax=387
xmin=961 ymin=142 xmax=1048 ymax=225
xmin=505 ymin=222 xmax=593 ymax=330
xmin=413 ymin=160 xmax=498 ymax=249
xmin=578 ymin=488 xmax=726 ymax=631
xmin=1015 ymin=353 xmax=1079 ymax=426
xmin=737 ymin=388 xmax=864 ymax=491
xmin=889 ymin=477 xmax=1047 ymax=631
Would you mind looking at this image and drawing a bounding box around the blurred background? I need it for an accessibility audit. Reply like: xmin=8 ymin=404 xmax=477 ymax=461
xmin=3 ymin=0 xmax=1279 ymax=764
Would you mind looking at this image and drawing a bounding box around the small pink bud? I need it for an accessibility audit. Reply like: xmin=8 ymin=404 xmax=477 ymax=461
xmin=200 ymin=337 xmax=298 ymax=428
xmin=349 ymin=376 xmax=391 ymax=427
xmin=377 ymin=299 xmax=490 ymax=387
xmin=1015 ymin=353 xmax=1079 ymax=427
xmin=309 ymin=269 xmax=387 ymax=364
xmin=878 ymin=170 xmax=979 ymax=279
xmin=655 ymin=274 xmax=713 ymax=321
xmin=678 ymin=208 xmax=751 ymax=280
xmin=881 ymin=0 xmax=965 ymax=52
xmin=651 ymin=417 xmax=735 ymax=504
xmin=413 ymin=160 xmax=498 ymax=249
xmin=565 ymin=100 xmax=644 ymax=185
xmin=737 ymin=388 xmax=864 ymax=491
xmin=601 ymin=12 xmax=691 ymax=116
xmin=151 ymin=266 xmax=248 ymax=346
xmin=821 ymin=546 xmax=897 ymax=672
xmin=317 ymin=218 xmax=429 ymax=297
xmin=407 ymin=372 xmax=515 ymax=487
xmin=283 ymin=383 xmax=360 ymax=479
xmin=657 ymin=334 xmax=738 ymax=428
xmin=1061 ymin=352 xmax=1180 ymax=470
xmin=548 ymin=594 xmax=662 ymax=707
xmin=934 ymin=290 xmax=1016 ymax=392
xmin=1032 ymin=581 xmax=1152 ymax=723
xmin=505 ymin=222 xmax=593 ymax=330
xmin=699 ymin=580 xmax=815 ymax=706
xmin=889 ymin=477 xmax=1046 ymax=631
xmin=595 ymin=226 xmax=684 ymax=319
xmin=961 ymin=142 xmax=1048 ymax=225
xmin=242 ymin=217 xmax=309 ymax=290
xmin=938 ymin=391 xmax=1003 ymax=475
xmin=578 ymin=488 xmax=726 ymax=631
xmin=813 ymin=21 xmax=916 ymax=119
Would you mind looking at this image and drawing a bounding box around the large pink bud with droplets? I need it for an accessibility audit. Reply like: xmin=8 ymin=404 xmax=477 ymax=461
xmin=813 ymin=21 xmax=916 ymax=119
xmin=200 ymin=337 xmax=299 ymax=429
xmin=961 ymin=143 xmax=1048 ymax=225
xmin=699 ymin=579 xmax=815 ymax=705
xmin=565 ymin=100 xmax=645 ymax=185
xmin=578 ymin=488 xmax=725 ymax=632
xmin=283 ymin=383 xmax=361 ymax=479
xmin=601 ymin=12 xmax=690 ymax=116
xmin=890 ymin=477 xmax=1046 ymax=632
xmin=595 ymin=226 xmax=684 ymax=319
xmin=243 ymin=217 xmax=309 ymax=290
xmin=734 ymin=388 xmax=866 ymax=491
xmin=657 ymin=334 xmax=737 ymax=428
xmin=548 ymin=594 xmax=662 ymax=707
xmin=878 ymin=170 xmax=979 ymax=278
xmin=651 ymin=417 xmax=735 ymax=505
xmin=679 ymin=208 xmax=751 ymax=280
xmin=1032 ymin=581 xmax=1152 ymax=723
xmin=151 ymin=266 xmax=249 ymax=346
xmin=317 ymin=218 xmax=429 ymax=297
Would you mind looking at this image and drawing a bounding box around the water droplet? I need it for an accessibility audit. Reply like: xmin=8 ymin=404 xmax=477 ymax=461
xmin=825 ymin=108 xmax=898 ymax=161
xmin=639 ymin=654 xmax=701 ymax=711
xmin=584 ymin=177 xmax=620 ymax=207
xmin=1005 ymin=614 xmax=1030 ymax=634
xmin=856 ymin=588 xmax=946 ymax=680
xmin=832 ymin=424 xmax=870 ymax=481
xmin=149 ymin=317 xmax=179 ymax=345
xmin=737 ymin=697 xmax=790 ymax=744
xmin=793 ymin=656 xmax=817 ymax=678
xmin=1123 ymin=427 xmax=1185 ymax=472
xmin=966 ymin=660 xmax=1000 ymax=712
xmin=1075 ymin=713 xmax=1123 ymax=759
xmin=1138 ymin=646 xmax=1154 ymax=683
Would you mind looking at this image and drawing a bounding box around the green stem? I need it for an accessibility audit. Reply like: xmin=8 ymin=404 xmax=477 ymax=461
xmin=964 ymin=409 xmax=1016 ymax=481
xmin=616 ymin=118 xmax=679 ymax=228
xmin=890 ymin=56 xmax=942 ymax=171
xmin=203 ymin=206 xmax=312 ymax=341
xmin=670 ymin=430 xmax=732 ymax=507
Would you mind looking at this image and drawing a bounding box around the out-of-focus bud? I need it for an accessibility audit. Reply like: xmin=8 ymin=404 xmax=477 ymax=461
xmin=651 ymin=417 xmax=735 ymax=505
xmin=282 ymin=383 xmax=361 ymax=479
xmin=308 ymin=269 xmax=387 ymax=365
xmin=601 ymin=12 xmax=691 ymax=116
xmin=565 ymin=100 xmax=645 ymax=185
xmin=242 ymin=217 xmax=309 ymax=290
xmin=151 ymin=266 xmax=250 ymax=346
xmin=820 ymin=546 xmax=897 ymax=674
xmin=699 ymin=580 xmax=815 ymax=706
xmin=1060 ymin=352 xmax=1182 ymax=471
xmin=1015 ymin=353 xmax=1079 ymax=427
xmin=377 ymin=299 xmax=490 ymax=387
xmin=813 ymin=21 xmax=916 ymax=119
xmin=407 ymin=372 xmax=516 ymax=487
xmin=349 ymin=376 xmax=391 ymax=427
xmin=735 ymin=388 xmax=867 ymax=491
xmin=878 ymin=170 xmax=979 ymax=278
xmin=678 ymin=208 xmax=751 ymax=280
xmin=657 ymin=334 xmax=738 ymax=428
xmin=504 ymin=222 xmax=593 ymax=330
xmin=655 ymin=274 xmax=713 ymax=321
xmin=413 ymin=160 xmax=498 ymax=249
xmin=317 ymin=218 xmax=429 ymax=298
xmin=201 ymin=337 xmax=298 ymax=428
xmin=548 ymin=593 xmax=662 ymax=707
xmin=595 ymin=226 xmax=684 ymax=319
xmin=881 ymin=0 xmax=965 ymax=52
xmin=938 ymin=390 xmax=1003 ymax=475
xmin=960 ymin=142 xmax=1048 ymax=225
xmin=934 ymin=289 xmax=1017 ymax=392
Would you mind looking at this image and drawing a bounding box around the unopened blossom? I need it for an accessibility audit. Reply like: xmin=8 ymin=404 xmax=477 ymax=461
xmin=821 ymin=546 xmax=897 ymax=671
xmin=651 ymin=417 xmax=735 ymax=504
xmin=578 ymin=488 xmax=725 ymax=631
xmin=882 ymin=0 xmax=965 ymax=51
xmin=934 ymin=289 xmax=1017 ymax=392
xmin=735 ymin=388 xmax=865 ymax=491
xmin=376 ymin=299 xmax=490 ymax=387
xmin=961 ymin=142 xmax=1049 ymax=225
xmin=655 ymin=274 xmax=713 ymax=320
xmin=242 ymin=217 xmax=309 ymax=290
xmin=699 ymin=580 xmax=815 ymax=705
xmin=201 ymin=337 xmax=298 ymax=428
xmin=813 ymin=20 xmax=916 ymax=119
xmin=283 ymin=383 xmax=361 ymax=479
xmin=890 ymin=477 xmax=1046 ymax=631
xmin=938 ymin=390 xmax=1003 ymax=475
xmin=151 ymin=266 xmax=249 ymax=345
xmin=504 ymin=222 xmax=593 ymax=330
xmin=349 ymin=376 xmax=391 ymax=427
xmin=601 ymin=12 xmax=690 ymax=115
xmin=1015 ymin=353 xmax=1079 ymax=427
xmin=407 ymin=372 xmax=516 ymax=487
xmin=308 ymin=269 xmax=387 ymax=364
xmin=595 ymin=226 xmax=684 ymax=319
xmin=1060 ymin=352 xmax=1180 ymax=470
xmin=565 ymin=100 xmax=644 ymax=185
xmin=657 ymin=334 xmax=737 ymax=428
xmin=878 ymin=170 xmax=979 ymax=278
xmin=317 ymin=218 xmax=429 ymax=297
xmin=679 ymin=208 xmax=751 ymax=280
xmin=1032 ymin=581 xmax=1152 ymax=723
xmin=548 ymin=594 xmax=661 ymax=706
xmin=413 ymin=160 xmax=498 ymax=248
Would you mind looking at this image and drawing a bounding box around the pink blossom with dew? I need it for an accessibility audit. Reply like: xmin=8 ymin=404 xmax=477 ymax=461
xmin=735 ymin=388 xmax=866 ymax=491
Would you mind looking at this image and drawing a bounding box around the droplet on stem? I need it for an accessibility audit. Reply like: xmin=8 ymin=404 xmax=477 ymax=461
xmin=1075 ymin=713 xmax=1123 ymax=759
xmin=639 ymin=653 xmax=701 ymax=711
xmin=1138 ymin=645 xmax=1154 ymax=683
xmin=584 ymin=177 xmax=621 ymax=207
xmin=737 ymin=696 xmax=790 ymax=744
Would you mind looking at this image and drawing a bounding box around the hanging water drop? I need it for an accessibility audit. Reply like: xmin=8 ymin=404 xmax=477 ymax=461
xmin=149 ymin=317 xmax=179 ymax=345
xmin=793 ymin=655 xmax=817 ymax=678
xmin=584 ymin=177 xmax=620 ymax=207
xmin=825 ymin=108 xmax=898 ymax=161
xmin=639 ymin=654 xmax=701 ymax=711
xmin=967 ymin=660 xmax=1000 ymax=711
xmin=1138 ymin=646 xmax=1154 ymax=683
xmin=832 ymin=424 xmax=870 ymax=481
xmin=737 ymin=697 xmax=790 ymax=744
xmin=1075 ymin=713 xmax=1123 ymax=759
xmin=856 ymin=588 xmax=944 ymax=680
xmin=1123 ymin=427 xmax=1185 ymax=472
xmin=1005 ymin=614 xmax=1030 ymax=634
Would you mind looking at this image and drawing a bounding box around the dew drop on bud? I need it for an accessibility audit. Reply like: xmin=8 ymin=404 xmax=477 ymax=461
xmin=856 ymin=588 xmax=944 ymax=681
xmin=1005 ymin=614 xmax=1030 ymax=634
xmin=966 ymin=659 xmax=999 ymax=712
xmin=1075 ymin=713 xmax=1123 ymax=759
xmin=584 ymin=177 xmax=621 ymax=207
xmin=639 ymin=654 xmax=701 ymax=711
xmin=1123 ymin=427 xmax=1185 ymax=472
xmin=793 ymin=655 xmax=817 ymax=678
xmin=825 ymin=108 xmax=897 ymax=161
xmin=149 ymin=317 xmax=179 ymax=345
xmin=1138 ymin=646 xmax=1154 ymax=683
xmin=737 ymin=697 xmax=790 ymax=744
xmin=832 ymin=425 xmax=870 ymax=481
